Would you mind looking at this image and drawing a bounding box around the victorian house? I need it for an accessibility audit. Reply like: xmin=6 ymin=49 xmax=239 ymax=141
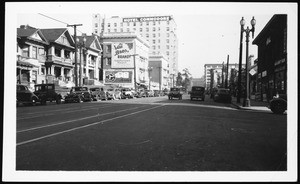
xmin=17 ymin=25 xmax=49 ymax=88
xmin=76 ymin=34 xmax=103 ymax=86
xmin=40 ymin=28 xmax=76 ymax=87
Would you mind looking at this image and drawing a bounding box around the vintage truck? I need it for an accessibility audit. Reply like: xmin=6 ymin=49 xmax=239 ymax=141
xmin=34 ymin=83 xmax=70 ymax=105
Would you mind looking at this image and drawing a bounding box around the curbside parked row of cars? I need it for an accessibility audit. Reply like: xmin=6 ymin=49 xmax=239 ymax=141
xmin=16 ymin=84 xmax=166 ymax=106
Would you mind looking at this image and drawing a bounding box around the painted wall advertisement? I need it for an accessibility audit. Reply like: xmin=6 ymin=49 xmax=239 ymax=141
xmin=111 ymin=42 xmax=134 ymax=68
xmin=104 ymin=70 xmax=133 ymax=84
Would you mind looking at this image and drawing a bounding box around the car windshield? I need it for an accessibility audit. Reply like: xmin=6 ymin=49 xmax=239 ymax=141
xmin=218 ymin=89 xmax=229 ymax=94
xmin=192 ymin=87 xmax=204 ymax=91
xmin=170 ymin=88 xmax=179 ymax=91
xmin=17 ymin=85 xmax=28 ymax=91
xmin=90 ymin=88 xmax=99 ymax=91
xmin=107 ymin=89 xmax=113 ymax=91
xmin=74 ymin=87 xmax=88 ymax=91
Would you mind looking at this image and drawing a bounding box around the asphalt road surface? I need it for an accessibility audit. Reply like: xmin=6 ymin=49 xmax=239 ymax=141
xmin=16 ymin=94 xmax=287 ymax=171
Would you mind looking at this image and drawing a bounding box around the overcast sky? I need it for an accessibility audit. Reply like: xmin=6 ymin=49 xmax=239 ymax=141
xmin=9 ymin=2 xmax=297 ymax=79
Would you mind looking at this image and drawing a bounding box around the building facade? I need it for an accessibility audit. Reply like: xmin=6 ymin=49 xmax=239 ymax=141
xmin=92 ymin=14 xmax=178 ymax=80
xmin=253 ymin=14 xmax=287 ymax=102
xmin=204 ymin=63 xmax=244 ymax=90
xmin=148 ymin=55 xmax=170 ymax=90
xmin=100 ymin=32 xmax=150 ymax=89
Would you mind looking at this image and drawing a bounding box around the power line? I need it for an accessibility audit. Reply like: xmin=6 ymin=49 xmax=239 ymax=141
xmin=37 ymin=13 xmax=86 ymax=34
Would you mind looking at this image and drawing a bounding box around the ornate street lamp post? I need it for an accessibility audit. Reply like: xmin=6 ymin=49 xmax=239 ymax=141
xmin=241 ymin=16 xmax=256 ymax=107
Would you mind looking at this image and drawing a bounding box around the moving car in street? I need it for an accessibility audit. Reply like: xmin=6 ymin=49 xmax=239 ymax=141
xmin=268 ymin=93 xmax=287 ymax=114
xmin=34 ymin=83 xmax=69 ymax=105
xmin=168 ymin=87 xmax=183 ymax=100
xmin=121 ymin=88 xmax=135 ymax=99
xmin=190 ymin=86 xmax=205 ymax=101
xmin=64 ymin=86 xmax=92 ymax=103
xmin=17 ymin=84 xmax=40 ymax=106
xmin=145 ymin=90 xmax=155 ymax=97
xmin=213 ymin=88 xmax=232 ymax=103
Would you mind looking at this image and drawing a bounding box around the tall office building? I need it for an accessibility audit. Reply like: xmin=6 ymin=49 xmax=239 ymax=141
xmin=92 ymin=14 xmax=179 ymax=77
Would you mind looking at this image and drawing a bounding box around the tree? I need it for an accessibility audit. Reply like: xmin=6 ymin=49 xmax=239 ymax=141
xmin=181 ymin=68 xmax=192 ymax=89
xmin=176 ymin=72 xmax=183 ymax=86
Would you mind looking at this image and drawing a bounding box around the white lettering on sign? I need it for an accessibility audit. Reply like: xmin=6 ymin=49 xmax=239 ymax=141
xmin=123 ymin=16 xmax=171 ymax=22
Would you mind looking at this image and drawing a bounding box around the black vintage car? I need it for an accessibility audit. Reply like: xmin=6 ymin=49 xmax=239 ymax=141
xmin=190 ymin=86 xmax=205 ymax=101
xmin=17 ymin=84 xmax=40 ymax=106
xmin=64 ymin=86 xmax=93 ymax=103
xmin=34 ymin=83 xmax=69 ymax=105
xmin=168 ymin=87 xmax=183 ymax=100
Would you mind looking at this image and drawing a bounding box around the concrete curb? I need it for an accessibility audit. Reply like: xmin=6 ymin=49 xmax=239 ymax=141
xmin=230 ymin=102 xmax=271 ymax=112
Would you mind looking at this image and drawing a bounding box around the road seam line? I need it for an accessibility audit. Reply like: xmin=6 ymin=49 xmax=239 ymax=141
xmin=17 ymin=105 xmax=164 ymax=146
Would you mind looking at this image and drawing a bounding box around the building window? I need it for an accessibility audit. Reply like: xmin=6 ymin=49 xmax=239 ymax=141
xmin=166 ymin=45 xmax=169 ymax=49
xmin=140 ymin=28 xmax=143 ymax=32
xmin=153 ymin=27 xmax=156 ymax=31
xmin=106 ymin=58 xmax=111 ymax=65
xmin=94 ymin=29 xmax=98 ymax=34
xmin=166 ymin=39 xmax=169 ymax=43
xmin=105 ymin=45 xmax=111 ymax=54
xmin=153 ymin=40 xmax=156 ymax=44
xmin=127 ymin=22 xmax=129 ymax=26
xmin=108 ymin=23 xmax=110 ymax=27
xmin=133 ymin=22 xmax=136 ymax=26
xmin=32 ymin=46 xmax=37 ymax=59
xmin=108 ymin=29 xmax=110 ymax=32
xmin=41 ymin=67 xmax=45 ymax=75
xmin=21 ymin=46 xmax=29 ymax=57
xmin=95 ymin=23 xmax=98 ymax=27
xmin=127 ymin=28 xmax=130 ymax=32
xmin=153 ymin=21 xmax=156 ymax=26
xmin=140 ymin=22 xmax=143 ymax=26
xmin=54 ymin=48 xmax=61 ymax=57
xmin=120 ymin=28 xmax=123 ymax=32
xmin=167 ymin=21 xmax=170 ymax=25
xmin=64 ymin=50 xmax=70 ymax=59
xmin=114 ymin=29 xmax=117 ymax=32
xmin=146 ymin=34 xmax=149 ymax=38
xmin=166 ymin=27 xmax=170 ymax=31
xmin=146 ymin=28 xmax=149 ymax=32
xmin=39 ymin=48 xmax=45 ymax=55
xmin=120 ymin=22 xmax=123 ymax=26
xmin=153 ymin=33 xmax=156 ymax=38
xmin=114 ymin=23 xmax=117 ymax=27
xmin=167 ymin=33 xmax=170 ymax=37
xmin=167 ymin=51 xmax=169 ymax=55
xmin=152 ymin=46 xmax=156 ymax=50
xmin=146 ymin=22 xmax=149 ymax=26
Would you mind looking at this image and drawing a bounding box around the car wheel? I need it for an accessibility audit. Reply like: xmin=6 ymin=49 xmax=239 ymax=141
xmin=31 ymin=97 xmax=38 ymax=106
xmin=270 ymin=101 xmax=286 ymax=114
xmin=56 ymin=96 xmax=62 ymax=104
xmin=78 ymin=96 xmax=83 ymax=103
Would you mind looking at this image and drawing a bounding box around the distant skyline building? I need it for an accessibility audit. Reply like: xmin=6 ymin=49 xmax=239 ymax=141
xmin=92 ymin=14 xmax=178 ymax=77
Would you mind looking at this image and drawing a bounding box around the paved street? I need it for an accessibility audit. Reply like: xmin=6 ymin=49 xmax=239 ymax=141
xmin=16 ymin=94 xmax=287 ymax=171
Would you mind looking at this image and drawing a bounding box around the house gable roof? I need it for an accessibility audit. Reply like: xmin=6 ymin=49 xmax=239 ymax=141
xmin=17 ymin=27 xmax=49 ymax=45
xmin=40 ymin=28 xmax=75 ymax=47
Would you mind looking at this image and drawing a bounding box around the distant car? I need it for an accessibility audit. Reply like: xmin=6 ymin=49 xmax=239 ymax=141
xmin=268 ymin=93 xmax=287 ymax=114
xmin=121 ymin=88 xmax=135 ymax=99
xmin=168 ymin=87 xmax=183 ymax=100
xmin=145 ymin=90 xmax=154 ymax=97
xmin=34 ymin=83 xmax=69 ymax=105
xmin=65 ymin=86 xmax=92 ymax=103
xmin=190 ymin=86 xmax=205 ymax=101
xmin=106 ymin=88 xmax=122 ymax=100
xmin=17 ymin=84 xmax=40 ymax=106
xmin=213 ymin=88 xmax=232 ymax=103
xmin=89 ymin=87 xmax=107 ymax=101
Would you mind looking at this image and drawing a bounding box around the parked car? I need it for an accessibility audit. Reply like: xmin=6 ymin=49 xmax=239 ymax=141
xmin=168 ymin=87 xmax=183 ymax=100
xmin=213 ymin=88 xmax=232 ymax=103
xmin=17 ymin=84 xmax=40 ymax=106
xmin=34 ymin=83 xmax=69 ymax=105
xmin=106 ymin=88 xmax=122 ymax=100
xmin=190 ymin=86 xmax=205 ymax=101
xmin=89 ymin=86 xmax=107 ymax=101
xmin=268 ymin=93 xmax=287 ymax=114
xmin=153 ymin=90 xmax=163 ymax=97
xmin=121 ymin=88 xmax=135 ymax=99
xmin=64 ymin=86 xmax=92 ymax=103
xmin=163 ymin=88 xmax=169 ymax=96
xmin=145 ymin=90 xmax=155 ymax=97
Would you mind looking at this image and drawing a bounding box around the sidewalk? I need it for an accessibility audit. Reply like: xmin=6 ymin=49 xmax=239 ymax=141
xmin=231 ymin=96 xmax=271 ymax=112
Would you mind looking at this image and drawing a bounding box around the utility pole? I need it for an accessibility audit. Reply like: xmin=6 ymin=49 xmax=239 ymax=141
xmin=225 ymin=55 xmax=229 ymax=88
xmin=67 ymin=24 xmax=82 ymax=87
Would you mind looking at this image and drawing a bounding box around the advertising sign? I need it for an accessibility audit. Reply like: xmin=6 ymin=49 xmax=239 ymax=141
xmin=111 ymin=42 xmax=134 ymax=68
xmin=104 ymin=70 xmax=133 ymax=84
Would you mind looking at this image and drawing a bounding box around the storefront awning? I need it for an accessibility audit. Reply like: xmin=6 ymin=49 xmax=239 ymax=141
xmin=17 ymin=60 xmax=38 ymax=68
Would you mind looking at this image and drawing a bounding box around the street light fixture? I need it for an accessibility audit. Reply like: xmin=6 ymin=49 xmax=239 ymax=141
xmin=240 ymin=16 xmax=256 ymax=107
xmin=76 ymin=36 xmax=86 ymax=86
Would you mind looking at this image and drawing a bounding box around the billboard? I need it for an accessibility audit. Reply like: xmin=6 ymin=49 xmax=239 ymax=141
xmin=123 ymin=16 xmax=172 ymax=22
xmin=104 ymin=70 xmax=133 ymax=84
xmin=111 ymin=42 xmax=134 ymax=68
